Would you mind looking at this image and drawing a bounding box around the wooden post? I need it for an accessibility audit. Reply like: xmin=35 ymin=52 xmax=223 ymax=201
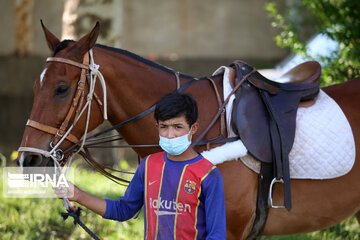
xmin=15 ymin=0 xmax=33 ymax=56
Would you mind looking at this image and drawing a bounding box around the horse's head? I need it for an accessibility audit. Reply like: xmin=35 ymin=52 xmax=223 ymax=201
xmin=18 ymin=21 xmax=106 ymax=167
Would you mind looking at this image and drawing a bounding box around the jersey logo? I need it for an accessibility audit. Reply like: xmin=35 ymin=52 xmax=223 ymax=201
xmin=184 ymin=179 xmax=197 ymax=194
xmin=149 ymin=180 xmax=157 ymax=186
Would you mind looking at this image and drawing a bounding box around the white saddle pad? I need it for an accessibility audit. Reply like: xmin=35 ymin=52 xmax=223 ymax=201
xmin=203 ymin=67 xmax=356 ymax=179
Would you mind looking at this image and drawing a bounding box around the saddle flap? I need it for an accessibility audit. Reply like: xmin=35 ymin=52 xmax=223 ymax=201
xmin=231 ymin=81 xmax=273 ymax=163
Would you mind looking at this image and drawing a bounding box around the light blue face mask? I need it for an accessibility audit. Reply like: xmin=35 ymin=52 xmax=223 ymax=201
xmin=159 ymin=130 xmax=192 ymax=156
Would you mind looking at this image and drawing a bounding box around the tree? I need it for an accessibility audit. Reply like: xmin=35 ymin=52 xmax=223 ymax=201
xmin=266 ymin=0 xmax=360 ymax=86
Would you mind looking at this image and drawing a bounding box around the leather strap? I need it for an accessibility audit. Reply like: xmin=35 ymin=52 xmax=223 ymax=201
xmin=26 ymin=119 xmax=79 ymax=144
xmin=52 ymin=52 xmax=90 ymax=145
xmin=47 ymin=57 xmax=90 ymax=70
xmin=79 ymin=148 xmax=130 ymax=184
xmin=246 ymin=162 xmax=272 ymax=239
xmin=73 ymin=53 xmax=90 ymax=125
xmin=207 ymin=77 xmax=226 ymax=137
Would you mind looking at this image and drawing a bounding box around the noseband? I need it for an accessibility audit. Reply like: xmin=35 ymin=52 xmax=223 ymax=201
xmin=18 ymin=49 xmax=108 ymax=166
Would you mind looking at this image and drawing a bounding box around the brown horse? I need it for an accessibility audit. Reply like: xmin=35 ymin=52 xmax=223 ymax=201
xmin=18 ymin=22 xmax=360 ymax=239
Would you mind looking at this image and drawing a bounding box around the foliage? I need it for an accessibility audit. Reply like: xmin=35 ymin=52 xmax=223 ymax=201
xmin=265 ymin=0 xmax=360 ymax=86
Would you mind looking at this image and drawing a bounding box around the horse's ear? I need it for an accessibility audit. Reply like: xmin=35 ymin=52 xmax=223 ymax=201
xmin=40 ymin=19 xmax=60 ymax=51
xmin=75 ymin=22 xmax=100 ymax=55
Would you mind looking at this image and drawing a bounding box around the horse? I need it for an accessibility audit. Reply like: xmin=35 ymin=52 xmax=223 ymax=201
xmin=17 ymin=22 xmax=360 ymax=239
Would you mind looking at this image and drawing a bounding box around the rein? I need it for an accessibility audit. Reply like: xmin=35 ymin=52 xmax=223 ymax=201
xmin=89 ymin=76 xmax=197 ymax=139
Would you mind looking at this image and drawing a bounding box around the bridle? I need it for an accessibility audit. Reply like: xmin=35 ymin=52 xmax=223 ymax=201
xmin=18 ymin=49 xmax=108 ymax=169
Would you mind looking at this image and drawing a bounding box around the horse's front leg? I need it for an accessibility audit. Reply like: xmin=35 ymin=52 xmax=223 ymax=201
xmin=218 ymin=160 xmax=258 ymax=239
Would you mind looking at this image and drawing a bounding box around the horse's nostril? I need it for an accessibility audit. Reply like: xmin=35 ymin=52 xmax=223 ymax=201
xmin=46 ymin=159 xmax=54 ymax=167
xmin=24 ymin=154 xmax=42 ymax=166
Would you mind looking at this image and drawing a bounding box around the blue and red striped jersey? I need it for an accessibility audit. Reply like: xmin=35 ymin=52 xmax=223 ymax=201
xmin=103 ymin=152 xmax=226 ymax=239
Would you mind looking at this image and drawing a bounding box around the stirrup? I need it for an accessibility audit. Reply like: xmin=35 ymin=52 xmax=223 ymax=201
xmin=268 ymin=178 xmax=286 ymax=209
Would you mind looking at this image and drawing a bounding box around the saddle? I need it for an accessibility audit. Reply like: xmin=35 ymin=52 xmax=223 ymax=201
xmin=230 ymin=60 xmax=320 ymax=238
xmin=232 ymin=61 xmax=320 ymax=164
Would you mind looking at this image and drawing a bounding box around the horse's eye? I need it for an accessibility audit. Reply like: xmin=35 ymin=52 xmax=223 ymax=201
xmin=55 ymin=85 xmax=69 ymax=96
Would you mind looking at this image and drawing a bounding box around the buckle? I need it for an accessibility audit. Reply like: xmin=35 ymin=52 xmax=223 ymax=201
xmin=268 ymin=178 xmax=286 ymax=209
xmin=56 ymin=129 xmax=64 ymax=138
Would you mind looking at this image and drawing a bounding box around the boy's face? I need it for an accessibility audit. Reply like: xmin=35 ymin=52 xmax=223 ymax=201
xmin=156 ymin=115 xmax=198 ymax=140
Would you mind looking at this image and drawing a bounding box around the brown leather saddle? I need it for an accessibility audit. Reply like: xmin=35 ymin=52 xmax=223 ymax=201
xmin=229 ymin=60 xmax=320 ymax=238
xmin=232 ymin=61 xmax=320 ymax=164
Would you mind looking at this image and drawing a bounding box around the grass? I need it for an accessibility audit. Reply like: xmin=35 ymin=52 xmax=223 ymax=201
xmin=0 ymin=158 xmax=359 ymax=239
xmin=0 ymin=159 xmax=144 ymax=240
xmin=261 ymin=216 xmax=360 ymax=239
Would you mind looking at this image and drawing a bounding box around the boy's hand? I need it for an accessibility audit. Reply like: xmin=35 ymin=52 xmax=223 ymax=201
xmin=53 ymin=181 xmax=79 ymax=202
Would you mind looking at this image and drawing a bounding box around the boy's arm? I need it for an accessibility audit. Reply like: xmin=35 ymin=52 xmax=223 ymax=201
xmin=102 ymin=172 xmax=144 ymax=221
xmin=76 ymin=186 xmax=107 ymax=216
xmin=54 ymin=158 xmax=146 ymax=220
xmin=54 ymin=181 xmax=107 ymax=216
xmin=102 ymin=160 xmax=146 ymax=221
xmin=202 ymin=168 xmax=227 ymax=240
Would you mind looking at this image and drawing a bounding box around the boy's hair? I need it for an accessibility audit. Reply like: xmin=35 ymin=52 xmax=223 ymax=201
xmin=154 ymin=92 xmax=198 ymax=126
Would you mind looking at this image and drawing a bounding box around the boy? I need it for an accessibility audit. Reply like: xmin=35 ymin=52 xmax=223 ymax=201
xmin=57 ymin=92 xmax=226 ymax=239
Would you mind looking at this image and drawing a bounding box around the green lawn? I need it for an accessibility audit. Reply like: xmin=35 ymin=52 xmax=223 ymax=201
xmin=0 ymin=160 xmax=144 ymax=240
xmin=0 ymin=159 xmax=359 ymax=239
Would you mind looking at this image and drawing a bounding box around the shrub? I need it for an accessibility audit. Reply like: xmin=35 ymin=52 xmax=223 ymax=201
xmin=265 ymin=0 xmax=360 ymax=86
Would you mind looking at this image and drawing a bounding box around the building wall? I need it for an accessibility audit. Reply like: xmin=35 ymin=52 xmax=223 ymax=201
xmin=121 ymin=0 xmax=287 ymax=60
xmin=1 ymin=0 xmax=287 ymax=59
xmin=0 ymin=0 xmax=63 ymax=56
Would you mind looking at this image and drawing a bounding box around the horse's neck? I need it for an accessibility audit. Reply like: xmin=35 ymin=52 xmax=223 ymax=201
xmin=95 ymin=47 xmax=177 ymax=154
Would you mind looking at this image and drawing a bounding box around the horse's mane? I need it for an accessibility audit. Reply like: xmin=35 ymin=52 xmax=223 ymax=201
xmin=53 ymin=40 xmax=198 ymax=79
xmin=94 ymin=44 xmax=225 ymax=81
xmin=95 ymin=44 xmax=181 ymax=75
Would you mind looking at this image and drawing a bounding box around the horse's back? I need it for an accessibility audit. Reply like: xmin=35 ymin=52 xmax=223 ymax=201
xmin=323 ymin=77 xmax=360 ymax=142
xmin=323 ymin=77 xmax=360 ymax=118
